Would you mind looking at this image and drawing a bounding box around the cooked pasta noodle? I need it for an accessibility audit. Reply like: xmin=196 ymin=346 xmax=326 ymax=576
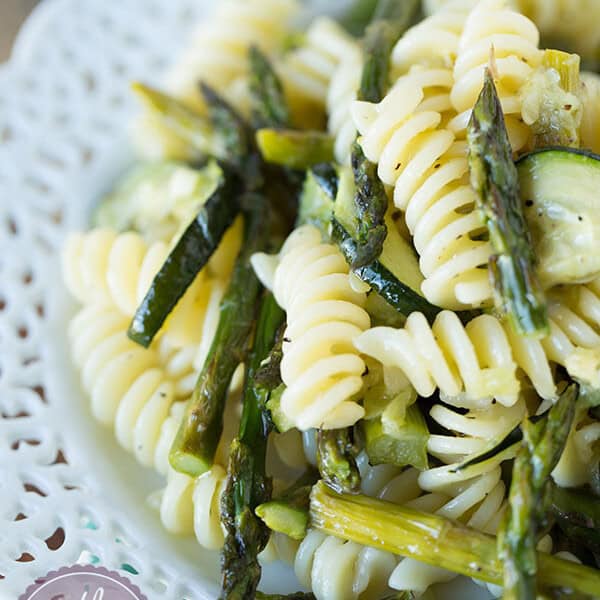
xmin=68 ymin=303 xmax=183 ymax=467
xmin=295 ymin=529 xmax=397 ymax=600
xmin=553 ymin=405 xmax=600 ymax=488
xmin=352 ymin=68 xmax=493 ymax=309
xmin=580 ymin=72 xmax=600 ymax=154
xmin=355 ymin=311 xmax=559 ymax=406
xmin=391 ymin=0 xmax=475 ymax=74
xmin=449 ymin=0 xmax=542 ymax=153
xmin=279 ymin=18 xmax=359 ymax=121
xmin=263 ymin=225 xmax=371 ymax=430
xmin=520 ymin=0 xmax=600 ymax=60
xmin=326 ymin=44 xmax=362 ymax=165
xmin=165 ymin=0 xmax=298 ymax=112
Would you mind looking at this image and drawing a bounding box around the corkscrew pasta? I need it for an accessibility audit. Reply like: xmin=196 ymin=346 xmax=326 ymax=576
xmin=266 ymin=225 xmax=371 ymax=430
xmin=449 ymin=0 xmax=542 ymax=152
xmin=68 ymin=303 xmax=180 ymax=465
xmin=355 ymin=311 xmax=559 ymax=406
xmin=165 ymin=0 xmax=298 ymax=112
xmin=279 ymin=18 xmax=359 ymax=119
xmin=581 ymin=72 xmax=600 ymax=154
xmin=352 ymin=67 xmax=494 ymax=308
xmin=326 ymin=44 xmax=362 ymax=165
xmin=391 ymin=0 xmax=475 ymax=73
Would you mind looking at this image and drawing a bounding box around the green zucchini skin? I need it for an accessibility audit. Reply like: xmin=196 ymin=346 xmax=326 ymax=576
xmin=128 ymin=174 xmax=240 ymax=347
xmin=517 ymin=146 xmax=600 ymax=288
xmin=331 ymin=219 xmax=441 ymax=322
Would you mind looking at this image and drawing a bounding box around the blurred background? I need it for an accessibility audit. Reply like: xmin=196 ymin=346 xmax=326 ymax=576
xmin=1 ymin=0 xmax=39 ymax=60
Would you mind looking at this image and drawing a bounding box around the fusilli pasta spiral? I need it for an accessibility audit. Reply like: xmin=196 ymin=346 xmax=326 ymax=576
xmin=165 ymin=0 xmax=298 ymax=112
xmin=263 ymin=225 xmax=371 ymax=430
xmin=355 ymin=311 xmax=559 ymax=406
xmin=352 ymin=67 xmax=494 ymax=308
xmin=580 ymin=72 xmax=600 ymax=154
xmin=391 ymin=0 xmax=475 ymax=74
xmin=553 ymin=404 xmax=600 ymax=488
xmin=279 ymin=18 xmax=359 ymax=120
xmin=68 ymin=303 xmax=185 ymax=470
xmin=326 ymin=43 xmax=362 ymax=165
xmin=449 ymin=0 xmax=542 ymax=153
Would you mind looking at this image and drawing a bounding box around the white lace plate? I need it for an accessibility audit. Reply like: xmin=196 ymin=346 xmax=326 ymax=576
xmin=0 ymin=1 xmax=490 ymax=598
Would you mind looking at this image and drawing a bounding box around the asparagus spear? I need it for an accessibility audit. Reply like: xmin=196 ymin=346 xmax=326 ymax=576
xmin=220 ymin=293 xmax=285 ymax=600
xmin=468 ymin=69 xmax=549 ymax=337
xmin=349 ymin=141 xmax=388 ymax=268
xmin=550 ymin=483 xmax=600 ymax=556
xmin=317 ymin=428 xmax=361 ymax=494
xmin=359 ymin=0 xmax=420 ymax=103
xmin=131 ymin=82 xmax=225 ymax=159
xmin=255 ymin=593 xmax=315 ymax=600
xmin=498 ymin=384 xmax=577 ymax=600
xmin=256 ymin=129 xmax=335 ymax=170
xmin=309 ymin=481 xmax=600 ymax=596
xmin=128 ymin=175 xmax=240 ymax=347
xmin=255 ymin=468 xmax=319 ymax=540
xmin=169 ymin=193 xmax=269 ymax=477
xmin=200 ymin=82 xmax=258 ymax=185
xmin=248 ymin=46 xmax=289 ymax=130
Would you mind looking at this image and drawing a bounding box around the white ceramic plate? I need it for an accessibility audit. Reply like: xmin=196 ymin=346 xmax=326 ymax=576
xmin=0 ymin=1 xmax=491 ymax=598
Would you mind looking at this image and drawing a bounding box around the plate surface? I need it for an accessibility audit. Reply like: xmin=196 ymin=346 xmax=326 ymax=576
xmin=0 ymin=1 xmax=490 ymax=598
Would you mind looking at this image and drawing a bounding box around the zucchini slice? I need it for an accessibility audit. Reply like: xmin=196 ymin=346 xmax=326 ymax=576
xmin=128 ymin=175 xmax=240 ymax=347
xmin=518 ymin=147 xmax=600 ymax=288
xmin=331 ymin=167 xmax=441 ymax=321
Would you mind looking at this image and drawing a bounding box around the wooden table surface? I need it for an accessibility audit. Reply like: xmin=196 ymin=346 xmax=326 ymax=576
xmin=0 ymin=0 xmax=40 ymax=61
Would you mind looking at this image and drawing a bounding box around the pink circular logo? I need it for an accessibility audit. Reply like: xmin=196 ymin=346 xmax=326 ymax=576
xmin=19 ymin=565 xmax=148 ymax=600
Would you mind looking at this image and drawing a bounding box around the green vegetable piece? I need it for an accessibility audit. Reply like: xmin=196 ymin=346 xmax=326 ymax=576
xmin=498 ymin=384 xmax=577 ymax=600
xmin=255 ymin=500 xmax=309 ymax=541
xmin=93 ymin=160 xmax=222 ymax=240
xmin=521 ymin=49 xmax=582 ymax=149
xmin=220 ymin=293 xmax=285 ymax=600
xmin=169 ymin=193 xmax=269 ymax=477
xmin=317 ymin=428 xmax=361 ymax=494
xmin=256 ymin=129 xmax=335 ymax=170
xmin=255 ymin=593 xmax=316 ymax=600
xmin=265 ymin=384 xmax=294 ymax=433
xmin=297 ymin=168 xmax=335 ymax=233
xmin=128 ymin=175 xmax=240 ymax=347
xmin=309 ymin=481 xmax=600 ymax=596
xmin=200 ymin=82 xmax=256 ymax=181
xmin=256 ymin=468 xmax=318 ymax=541
xmin=359 ymin=0 xmax=420 ymax=103
xmin=332 ymin=218 xmax=440 ymax=322
xmin=550 ymin=483 xmax=600 ymax=556
xmin=131 ymin=82 xmax=224 ymax=159
xmin=249 ymin=46 xmax=290 ymax=129
xmin=364 ymin=403 xmax=428 ymax=470
xmin=350 ymin=141 xmax=388 ymax=268
xmin=517 ymin=147 xmax=600 ymax=288
xmin=468 ymin=69 xmax=549 ymax=337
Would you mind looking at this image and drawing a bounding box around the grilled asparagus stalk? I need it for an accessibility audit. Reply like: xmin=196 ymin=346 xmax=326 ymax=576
xmin=468 ymin=69 xmax=548 ymax=337
xmin=316 ymin=428 xmax=361 ymax=494
xmin=169 ymin=193 xmax=269 ymax=477
xmin=310 ymin=481 xmax=600 ymax=596
xmin=499 ymin=384 xmax=577 ymax=600
xmin=220 ymin=293 xmax=285 ymax=599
